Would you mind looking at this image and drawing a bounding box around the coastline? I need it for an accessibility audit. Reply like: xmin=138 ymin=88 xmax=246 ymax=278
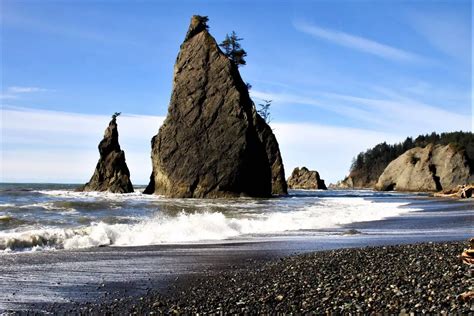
xmin=63 ymin=240 xmax=473 ymax=314
xmin=0 ymin=190 xmax=472 ymax=313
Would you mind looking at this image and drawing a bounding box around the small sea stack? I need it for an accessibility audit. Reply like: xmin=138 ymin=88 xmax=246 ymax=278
xmin=80 ymin=113 xmax=134 ymax=193
xmin=287 ymin=167 xmax=327 ymax=190
xmin=144 ymin=15 xmax=286 ymax=198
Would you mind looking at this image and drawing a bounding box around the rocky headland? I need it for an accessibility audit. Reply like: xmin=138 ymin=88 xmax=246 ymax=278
xmin=333 ymin=132 xmax=474 ymax=194
xmin=287 ymin=167 xmax=327 ymax=190
xmin=144 ymin=16 xmax=286 ymax=198
xmin=376 ymin=144 xmax=473 ymax=192
xmin=80 ymin=116 xmax=134 ymax=193
xmin=337 ymin=132 xmax=474 ymax=191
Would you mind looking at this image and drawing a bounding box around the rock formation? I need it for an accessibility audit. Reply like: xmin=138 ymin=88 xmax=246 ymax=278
xmin=81 ymin=116 xmax=134 ymax=193
xmin=144 ymin=15 xmax=287 ymax=198
xmin=287 ymin=167 xmax=327 ymax=190
xmin=376 ymin=144 xmax=473 ymax=192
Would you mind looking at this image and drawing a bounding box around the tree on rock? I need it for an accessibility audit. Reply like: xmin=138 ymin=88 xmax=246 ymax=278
xmin=219 ymin=31 xmax=247 ymax=67
xmin=257 ymin=99 xmax=272 ymax=124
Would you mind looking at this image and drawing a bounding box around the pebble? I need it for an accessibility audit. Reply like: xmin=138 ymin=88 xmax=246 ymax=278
xmin=47 ymin=241 xmax=473 ymax=314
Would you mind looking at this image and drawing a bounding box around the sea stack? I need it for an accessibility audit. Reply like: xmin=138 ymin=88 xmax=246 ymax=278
xmin=81 ymin=115 xmax=134 ymax=193
xmin=144 ymin=15 xmax=287 ymax=198
xmin=376 ymin=144 xmax=473 ymax=192
xmin=287 ymin=167 xmax=327 ymax=190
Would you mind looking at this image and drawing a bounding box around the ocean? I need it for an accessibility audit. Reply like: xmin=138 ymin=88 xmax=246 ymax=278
xmin=0 ymin=183 xmax=472 ymax=311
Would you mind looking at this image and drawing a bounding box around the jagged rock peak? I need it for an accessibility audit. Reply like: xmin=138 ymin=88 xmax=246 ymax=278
xmin=80 ymin=116 xmax=134 ymax=193
xmin=287 ymin=167 xmax=327 ymax=190
xmin=184 ymin=15 xmax=209 ymax=41
xmin=144 ymin=16 xmax=287 ymax=198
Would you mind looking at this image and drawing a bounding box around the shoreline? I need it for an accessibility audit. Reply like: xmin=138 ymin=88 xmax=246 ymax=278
xmin=0 ymin=189 xmax=472 ymax=313
xmin=66 ymin=240 xmax=473 ymax=314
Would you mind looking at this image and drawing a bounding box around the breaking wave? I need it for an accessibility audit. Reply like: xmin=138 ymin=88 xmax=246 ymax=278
xmin=0 ymin=197 xmax=418 ymax=252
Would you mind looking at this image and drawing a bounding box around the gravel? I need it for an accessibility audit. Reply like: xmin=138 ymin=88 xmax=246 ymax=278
xmin=59 ymin=241 xmax=474 ymax=314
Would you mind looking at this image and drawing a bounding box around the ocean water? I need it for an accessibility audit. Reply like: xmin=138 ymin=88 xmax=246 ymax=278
xmin=0 ymin=183 xmax=472 ymax=253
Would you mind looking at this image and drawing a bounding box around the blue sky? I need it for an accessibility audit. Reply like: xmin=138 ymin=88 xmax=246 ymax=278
xmin=1 ymin=0 xmax=472 ymax=184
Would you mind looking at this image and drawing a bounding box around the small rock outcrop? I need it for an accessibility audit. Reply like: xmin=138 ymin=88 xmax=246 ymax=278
xmin=287 ymin=167 xmax=327 ymax=190
xmin=81 ymin=117 xmax=133 ymax=193
xmin=376 ymin=144 xmax=473 ymax=192
xmin=144 ymin=16 xmax=286 ymax=198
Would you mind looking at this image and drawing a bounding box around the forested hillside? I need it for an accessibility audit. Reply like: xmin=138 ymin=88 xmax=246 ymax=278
xmin=345 ymin=132 xmax=474 ymax=188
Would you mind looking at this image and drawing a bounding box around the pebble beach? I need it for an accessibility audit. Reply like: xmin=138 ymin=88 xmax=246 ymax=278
xmin=72 ymin=241 xmax=473 ymax=314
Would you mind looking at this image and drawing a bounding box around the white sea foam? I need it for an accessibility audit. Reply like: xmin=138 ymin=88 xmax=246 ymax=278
xmin=18 ymin=202 xmax=77 ymax=214
xmin=0 ymin=203 xmax=16 ymax=208
xmin=36 ymin=190 xmax=161 ymax=201
xmin=0 ymin=197 xmax=419 ymax=252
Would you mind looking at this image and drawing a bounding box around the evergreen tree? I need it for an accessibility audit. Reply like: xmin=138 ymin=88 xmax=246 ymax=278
xmin=257 ymin=100 xmax=272 ymax=123
xmin=219 ymin=31 xmax=247 ymax=67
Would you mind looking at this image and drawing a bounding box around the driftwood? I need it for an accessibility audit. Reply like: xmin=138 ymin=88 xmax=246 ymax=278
xmin=434 ymin=184 xmax=474 ymax=199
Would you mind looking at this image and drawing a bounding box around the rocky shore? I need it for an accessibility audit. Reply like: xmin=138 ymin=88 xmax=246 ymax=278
xmin=70 ymin=241 xmax=473 ymax=314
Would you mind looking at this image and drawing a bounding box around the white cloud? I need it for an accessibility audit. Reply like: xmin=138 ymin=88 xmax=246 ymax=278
xmin=7 ymin=86 xmax=48 ymax=93
xmin=0 ymin=86 xmax=50 ymax=100
xmin=1 ymin=106 xmax=404 ymax=184
xmin=0 ymin=94 xmax=17 ymax=100
xmin=293 ymin=21 xmax=425 ymax=63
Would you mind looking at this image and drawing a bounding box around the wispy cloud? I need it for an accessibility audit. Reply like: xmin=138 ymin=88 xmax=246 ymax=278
xmin=0 ymin=94 xmax=17 ymax=100
xmin=251 ymin=88 xmax=471 ymax=135
xmin=7 ymin=86 xmax=49 ymax=93
xmin=1 ymin=86 xmax=50 ymax=100
xmin=293 ymin=20 xmax=425 ymax=63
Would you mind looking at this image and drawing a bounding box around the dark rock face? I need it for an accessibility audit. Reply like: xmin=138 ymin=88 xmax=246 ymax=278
xmin=287 ymin=167 xmax=327 ymax=190
xmin=81 ymin=118 xmax=133 ymax=193
xmin=145 ymin=16 xmax=286 ymax=198
xmin=253 ymin=112 xmax=287 ymax=195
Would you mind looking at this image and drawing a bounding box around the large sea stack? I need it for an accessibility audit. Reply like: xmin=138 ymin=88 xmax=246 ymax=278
xmin=376 ymin=144 xmax=473 ymax=192
xmin=144 ymin=15 xmax=287 ymax=198
xmin=81 ymin=116 xmax=134 ymax=193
